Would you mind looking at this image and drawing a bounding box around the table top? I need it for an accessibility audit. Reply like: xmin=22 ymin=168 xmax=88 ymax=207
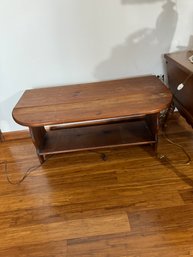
xmin=12 ymin=75 xmax=172 ymax=127
xmin=164 ymin=50 xmax=193 ymax=73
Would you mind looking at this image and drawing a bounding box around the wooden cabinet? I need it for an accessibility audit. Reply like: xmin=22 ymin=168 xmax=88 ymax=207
xmin=164 ymin=50 xmax=193 ymax=128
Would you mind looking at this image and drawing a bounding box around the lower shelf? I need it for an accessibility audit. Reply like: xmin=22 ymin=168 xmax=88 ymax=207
xmin=39 ymin=120 xmax=156 ymax=155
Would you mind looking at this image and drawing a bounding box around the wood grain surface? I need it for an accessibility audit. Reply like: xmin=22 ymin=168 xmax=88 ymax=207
xmin=0 ymin=113 xmax=193 ymax=256
xmin=38 ymin=120 xmax=156 ymax=155
xmin=165 ymin=50 xmax=193 ymax=128
xmin=12 ymin=76 xmax=172 ymax=127
xmin=165 ymin=50 xmax=193 ymax=74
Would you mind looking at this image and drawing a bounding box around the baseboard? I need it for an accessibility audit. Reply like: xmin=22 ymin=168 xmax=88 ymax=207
xmin=2 ymin=129 xmax=30 ymax=141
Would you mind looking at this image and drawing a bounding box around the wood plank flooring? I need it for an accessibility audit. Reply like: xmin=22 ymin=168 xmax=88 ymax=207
xmin=0 ymin=114 xmax=193 ymax=257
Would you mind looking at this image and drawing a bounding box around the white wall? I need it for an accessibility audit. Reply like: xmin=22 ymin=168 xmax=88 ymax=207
xmin=0 ymin=0 xmax=193 ymax=132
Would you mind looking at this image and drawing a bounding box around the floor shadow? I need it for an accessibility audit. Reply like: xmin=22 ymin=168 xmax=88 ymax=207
xmin=141 ymin=143 xmax=193 ymax=188
xmin=94 ymin=0 xmax=178 ymax=80
xmin=160 ymin=158 xmax=193 ymax=187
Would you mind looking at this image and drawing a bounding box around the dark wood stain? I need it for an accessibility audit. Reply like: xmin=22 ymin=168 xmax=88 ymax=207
xmin=165 ymin=50 xmax=193 ymax=128
xmin=12 ymin=76 xmax=172 ymax=163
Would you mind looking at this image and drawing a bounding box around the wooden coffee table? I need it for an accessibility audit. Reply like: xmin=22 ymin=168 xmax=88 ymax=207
xmin=12 ymin=75 xmax=172 ymax=163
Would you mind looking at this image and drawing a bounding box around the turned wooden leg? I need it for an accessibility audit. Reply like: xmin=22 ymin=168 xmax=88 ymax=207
xmin=37 ymin=154 xmax=45 ymax=164
xmin=29 ymin=126 xmax=47 ymax=164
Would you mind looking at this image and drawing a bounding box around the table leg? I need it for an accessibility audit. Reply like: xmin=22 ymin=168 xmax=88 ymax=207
xmin=160 ymin=101 xmax=175 ymax=130
xmin=145 ymin=114 xmax=159 ymax=154
xmin=29 ymin=126 xmax=47 ymax=164
xmin=0 ymin=129 xmax=4 ymax=142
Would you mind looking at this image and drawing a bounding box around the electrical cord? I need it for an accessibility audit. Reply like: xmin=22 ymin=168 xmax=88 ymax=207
xmin=89 ymin=150 xmax=108 ymax=161
xmin=157 ymin=137 xmax=191 ymax=165
xmin=161 ymin=126 xmax=191 ymax=165
xmin=0 ymin=160 xmax=42 ymax=185
xmin=159 ymin=71 xmax=192 ymax=164
xmin=0 ymin=149 xmax=107 ymax=185
xmin=157 ymin=109 xmax=192 ymax=165
xmin=156 ymin=70 xmax=192 ymax=165
xmin=0 ymin=129 xmax=45 ymax=184
xmin=1 ymin=111 xmax=191 ymax=185
xmin=0 ymin=155 xmax=53 ymax=185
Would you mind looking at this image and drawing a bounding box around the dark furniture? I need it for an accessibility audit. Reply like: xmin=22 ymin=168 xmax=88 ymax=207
xmin=164 ymin=50 xmax=193 ymax=128
xmin=0 ymin=129 xmax=3 ymax=142
xmin=12 ymin=75 xmax=172 ymax=163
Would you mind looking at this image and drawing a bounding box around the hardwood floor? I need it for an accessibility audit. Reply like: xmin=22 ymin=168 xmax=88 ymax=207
xmin=0 ymin=114 xmax=193 ymax=257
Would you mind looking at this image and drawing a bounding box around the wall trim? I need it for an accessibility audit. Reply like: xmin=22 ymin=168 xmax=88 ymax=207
xmin=2 ymin=130 xmax=30 ymax=141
